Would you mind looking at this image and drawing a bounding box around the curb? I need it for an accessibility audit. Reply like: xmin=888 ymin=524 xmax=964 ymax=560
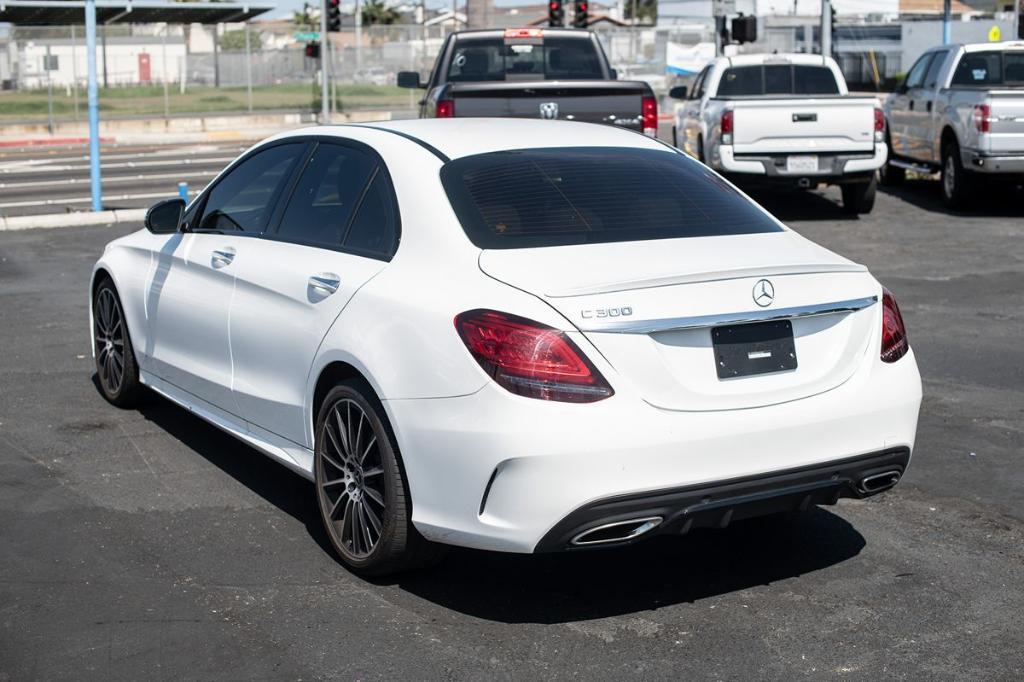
xmin=0 ymin=136 xmax=116 ymax=148
xmin=0 ymin=208 xmax=147 ymax=232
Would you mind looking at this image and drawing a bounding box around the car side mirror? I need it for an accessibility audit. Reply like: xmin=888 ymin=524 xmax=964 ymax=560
xmin=145 ymin=198 xmax=184 ymax=234
xmin=609 ymin=68 xmax=618 ymax=80
xmin=669 ymin=85 xmax=689 ymax=100
xmin=397 ymin=71 xmax=422 ymax=89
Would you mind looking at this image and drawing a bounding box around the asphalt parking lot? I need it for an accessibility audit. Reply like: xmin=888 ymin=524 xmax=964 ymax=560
xmin=1 ymin=178 xmax=1023 ymax=679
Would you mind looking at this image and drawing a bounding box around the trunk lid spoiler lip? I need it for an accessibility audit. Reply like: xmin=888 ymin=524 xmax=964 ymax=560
xmin=578 ymin=295 xmax=878 ymax=334
xmin=543 ymin=262 xmax=869 ymax=298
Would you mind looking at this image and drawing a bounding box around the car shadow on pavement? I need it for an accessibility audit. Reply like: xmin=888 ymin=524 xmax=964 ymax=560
xmin=741 ymin=186 xmax=861 ymax=222
xmin=878 ymin=178 xmax=1024 ymax=217
xmin=392 ymin=509 xmax=865 ymax=624
xmin=126 ymin=382 xmax=866 ymax=625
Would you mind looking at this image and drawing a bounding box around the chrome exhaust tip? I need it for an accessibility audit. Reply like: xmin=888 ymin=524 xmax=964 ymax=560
xmin=797 ymin=177 xmax=812 ymax=188
xmin=858 ymin=470 xmax=902 ymax=495
xmin=569 ymin=516 xmax=663 ymax=547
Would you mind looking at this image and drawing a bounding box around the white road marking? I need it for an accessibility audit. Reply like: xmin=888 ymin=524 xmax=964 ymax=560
xmin=0 ymin=190 xmax=182 ymax=209
xmin=0 ymin=170 xmax=218 ymax=190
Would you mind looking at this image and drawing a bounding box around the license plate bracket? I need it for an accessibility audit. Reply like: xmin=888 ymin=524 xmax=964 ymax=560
xmin=712 ymin=320 xmax=798 ymax=379
xmin=786 ymin=155 xmax=818 ymax=173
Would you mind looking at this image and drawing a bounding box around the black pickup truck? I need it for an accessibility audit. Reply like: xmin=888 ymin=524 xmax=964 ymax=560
xmin=397 ymin=28 xmax=658 ymax=136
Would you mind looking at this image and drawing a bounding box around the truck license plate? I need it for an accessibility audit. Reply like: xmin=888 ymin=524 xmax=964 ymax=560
xmin=786 ymin=155 xmax=818 ymax=173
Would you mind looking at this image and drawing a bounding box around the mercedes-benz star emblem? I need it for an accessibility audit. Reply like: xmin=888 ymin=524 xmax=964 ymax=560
xmin=539 ymin=102 xmax=559 ymax=120
xmin=752 ymin=279 xmax=775 ymax=307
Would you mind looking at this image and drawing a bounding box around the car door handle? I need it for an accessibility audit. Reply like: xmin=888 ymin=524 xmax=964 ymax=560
xmin=211 ymin=248 xmax=235 ymax=269
xmin=308 ymin=273 xmax=341 ymax=295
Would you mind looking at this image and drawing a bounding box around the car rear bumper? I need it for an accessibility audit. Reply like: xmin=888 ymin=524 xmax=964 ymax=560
xmin=385 ymin=347 xmax=922 ymax=554
xmin=716 ymin=142 xmax=887 ymax=181
xmin=965 ymin=150 xmax=1024 ymax=173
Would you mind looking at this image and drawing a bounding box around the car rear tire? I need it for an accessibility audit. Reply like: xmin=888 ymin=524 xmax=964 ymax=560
xmin=314 ymin=380 xmax=445 ymax=576
xmin=941 ymin=140 xmax=974 ymax=209
xmin=671 ymin=125 xmax=678 ymax=148
xmin=92 ymin=277 xmax=144 ymax=408
xmin=841 ymin=177 xmax=877 ymax=215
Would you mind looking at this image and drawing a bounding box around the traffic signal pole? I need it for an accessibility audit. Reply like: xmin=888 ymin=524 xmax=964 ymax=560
xmin=85 ymin=0 xmax=102 ymax=212
xmin=320 ymin=0 xmax=329 ymax=122
xmin=821 ymin=0 xmax=831 ymax=57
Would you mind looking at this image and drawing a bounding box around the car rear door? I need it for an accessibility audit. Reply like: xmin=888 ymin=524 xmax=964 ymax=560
xmin=228 ymin=139 xmax=398 ymax=448
xmin=146 ymin=140 xmax=307 ymax=414
xmin=917 ymin=50 xmax=949 ymax=163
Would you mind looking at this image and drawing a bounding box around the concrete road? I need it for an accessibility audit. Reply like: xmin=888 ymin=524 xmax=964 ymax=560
xmin=0 ymin=141 xmax=254 ymax=218
xmin=1 ymin=180 xmax=1022 ymax=679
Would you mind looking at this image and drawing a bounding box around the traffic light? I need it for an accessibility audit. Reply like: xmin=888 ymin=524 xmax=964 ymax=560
xmin=327 ymin=0 xmax=341 ymax=32
xmin=830 ymin=6 xmax=838 ymax=54
xmin=731 ymin=15 xmax=757 ymax=44
xmin=573 ymin=0 xmax=589 ymax=27
xmin=305 ymin=41 xmax=321 ymax=59
xmin=548 ymin=0 xmax=564 ymax=27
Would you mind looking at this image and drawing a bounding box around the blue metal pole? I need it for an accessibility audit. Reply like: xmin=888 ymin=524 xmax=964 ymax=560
xmin=943 ymin=0 xmax=951 ymax=44
xmin=85 ymin=0 xmax=102 ymax=212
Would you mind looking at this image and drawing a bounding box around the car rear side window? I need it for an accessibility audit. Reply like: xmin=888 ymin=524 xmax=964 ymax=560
xmin=441 ymin=147 xmax=783 ymax=250
xmin=342 ymin=171 xmax=400 ymax=259
xmin=275 ymin=142 xmax=377 ymax=249
xmin=717 ymin=65 xmax=838 ymax=96
xmin=952 ymin=51 xmax=1024 ymax=86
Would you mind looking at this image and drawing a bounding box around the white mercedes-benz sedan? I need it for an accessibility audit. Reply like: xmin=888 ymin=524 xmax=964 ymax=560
xmin=91 ymin=119 xmax=922 ymax=574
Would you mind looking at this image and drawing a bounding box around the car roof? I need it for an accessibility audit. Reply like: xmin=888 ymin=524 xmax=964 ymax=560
xmin=308 ymin=118 xmax=671 ymax=161
xmin=725 ymin=53 xmax=831 ymax=67
xmin=451 ymin=28 xmax=594 ymax=41
xmin=960 ymin=41 xmax=1024 ymax=53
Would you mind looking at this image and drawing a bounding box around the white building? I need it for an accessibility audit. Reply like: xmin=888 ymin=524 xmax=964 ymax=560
xmin=19 ymin=35 xmax=186 ymax=89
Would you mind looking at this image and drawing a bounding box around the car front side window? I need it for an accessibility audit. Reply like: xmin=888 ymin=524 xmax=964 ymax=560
xmin=196 ymin=143 xmax=305 ymax=234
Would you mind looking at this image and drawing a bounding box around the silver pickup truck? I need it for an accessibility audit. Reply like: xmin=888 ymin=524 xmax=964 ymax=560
xmin=881 ymin=41 xmax=1024 ymax=208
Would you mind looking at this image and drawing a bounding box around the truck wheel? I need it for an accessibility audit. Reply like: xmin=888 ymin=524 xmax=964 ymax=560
xmin=878 ymin=134 xmax=905 ymax=186
xmin=941 ymin=141 xmax=974 ymax=210
xmin=697 ymin=135 xmax=706 ymax=164
xmin=841 ymin=178 xmax=877 ymax=215
xmin=671 ymin=126 xmax=678 ymax=148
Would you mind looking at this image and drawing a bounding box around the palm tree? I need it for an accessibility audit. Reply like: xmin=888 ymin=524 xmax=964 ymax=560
xmin=361 ymin=0 xmax=401 ymax=26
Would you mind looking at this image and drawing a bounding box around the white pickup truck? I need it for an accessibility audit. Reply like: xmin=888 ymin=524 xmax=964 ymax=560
xmin=670 ymin=53 xmax=887 ymax=214
xmin=881 ymin=41 xmax=1024 ymax=209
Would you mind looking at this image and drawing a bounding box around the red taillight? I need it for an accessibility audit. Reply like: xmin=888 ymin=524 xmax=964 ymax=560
xmin=455 ymin=309 xmax=613 ymax=403
xmin=880 ymin=289 xmax=909 ymax=363
xmin=720 ymin=109 xmax=734 ymax=144
xmin=874 ymin=107 xmax=885 ymax=132
xmin=436 ymin=99 xmax=455 ymax=118
xmin=973 ymin=104 xmax=991 ymax=133
xmin=641 ymin=96 xmax=657 ymax=137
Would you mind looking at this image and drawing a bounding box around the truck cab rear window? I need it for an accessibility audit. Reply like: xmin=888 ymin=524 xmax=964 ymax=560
xmin=951 ymin=51 xmax=1024 ymax=86
xmin=718 ymin=65 xmax=840 ymax=96
xmin=447 ymin=38 xmax=603 ymax=82
xmin=440 ymin=147 xmax=783 ymax=249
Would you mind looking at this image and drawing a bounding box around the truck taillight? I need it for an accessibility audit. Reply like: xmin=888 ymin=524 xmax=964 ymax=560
xmin=874 ymin=107 xmax=885 ymax=142
xmin=973 ymin=104 xmax=991 ymax=133
xmin=641 ymin=96 xmax=658 ymax=137
xmin=721 ymin=109 xmax=733 ymax=145
xmin=880 ymin=289 xmax=909 ymax=363
xmin=455 ymin=310 xmax=614 ymax=403
xmin=436 ymin=99 xmax=455 ymax=118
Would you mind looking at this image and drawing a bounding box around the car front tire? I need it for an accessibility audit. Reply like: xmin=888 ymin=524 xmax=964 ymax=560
xmin=92 ymin=277 xmax=144 ymax=407
xmin=314 ymin=380 xmax=444 ymax=576
xmin=841 ymin=177 xmax=877 ymax=215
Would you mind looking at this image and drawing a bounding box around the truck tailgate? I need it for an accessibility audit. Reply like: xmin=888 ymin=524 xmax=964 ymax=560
xmin=729 ymin=97 xmax=877 ymax=154
xmin=445 ymin=81 xmax=647 ymax=130
xmin=985 ymin=91 xmax=1024 ymax=154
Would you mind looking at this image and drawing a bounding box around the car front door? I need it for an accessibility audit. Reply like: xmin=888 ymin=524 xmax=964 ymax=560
xmin=228 ymin=139 xmax=399 ymax=448
xmin=682 ymin=66 xmax=710 ymax=160
xmin=145 ymin=141 xmax=308 ymax=414
xmin=889 ymin=53 xmax=933 ymax=158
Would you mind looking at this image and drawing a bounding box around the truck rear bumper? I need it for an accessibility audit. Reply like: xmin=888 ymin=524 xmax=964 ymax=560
xmin=965 ymin=150 xmax=1024 ymax=174
xmin=716 ymin=143 xmax=886 ymax=181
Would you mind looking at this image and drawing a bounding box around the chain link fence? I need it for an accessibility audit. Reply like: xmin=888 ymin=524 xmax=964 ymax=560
xmin=0 ymin=15 xmax=1014 ymax=126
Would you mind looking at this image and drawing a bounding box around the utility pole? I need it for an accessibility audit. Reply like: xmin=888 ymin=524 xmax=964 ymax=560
xmin=821 ymin=0 xmax=831 ymax=57
xmin=85 ymin=0 xmax=102 ymax=212
xmin=942 ymin=0 xmax=951 ymax=44
xmin=320 ymin=0 xmax=329 ymax=122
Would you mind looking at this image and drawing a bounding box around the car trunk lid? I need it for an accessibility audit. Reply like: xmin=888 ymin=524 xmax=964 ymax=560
xmin=479 ymin=233 xmax=881 ymax=411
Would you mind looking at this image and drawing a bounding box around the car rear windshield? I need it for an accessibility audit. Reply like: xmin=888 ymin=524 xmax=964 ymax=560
xmin=951 ymin=51 xmax=1024 ymax=86
xmin=446 ymin=37 xmax=604 ymax=82
xmin=717 ymin=64 xmax=840 ymax=96
xmin=440 ymin=147 xmax=783 ymax=249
